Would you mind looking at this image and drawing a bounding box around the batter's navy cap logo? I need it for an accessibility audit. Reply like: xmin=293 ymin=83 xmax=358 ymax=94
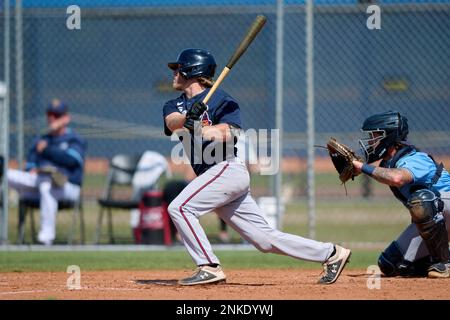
xmin=46 ymin=99 xmax=68 ymax=115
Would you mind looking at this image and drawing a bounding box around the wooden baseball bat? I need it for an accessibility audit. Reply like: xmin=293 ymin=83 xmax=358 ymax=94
xmin=202 ymin=15 xmax=267 ymax=105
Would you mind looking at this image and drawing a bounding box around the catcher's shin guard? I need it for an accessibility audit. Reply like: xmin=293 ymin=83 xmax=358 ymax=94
xmin=397 ymin=256 xmax=431 ymax=277
xmin=407 ymin=189 xmax=449 ymax=264
xmin=378 ymin=241 xmax=433 ymax=277
xmin=378 ymin=241 xmax=403 ymax=276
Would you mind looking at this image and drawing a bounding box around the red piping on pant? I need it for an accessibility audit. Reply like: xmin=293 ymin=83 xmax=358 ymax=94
xmin=179 ymin=163 xmax=229 ymax=264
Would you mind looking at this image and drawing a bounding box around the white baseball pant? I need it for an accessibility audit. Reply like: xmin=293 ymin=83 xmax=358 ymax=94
xmin=168 ymin=157 xmax=334 ymax=266
xmin=7 ymin=169 xmax=80 ymax=244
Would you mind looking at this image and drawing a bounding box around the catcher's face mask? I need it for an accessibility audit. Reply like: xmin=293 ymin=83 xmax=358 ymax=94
xmin=359 ymin=130 xmax=386 ymax=163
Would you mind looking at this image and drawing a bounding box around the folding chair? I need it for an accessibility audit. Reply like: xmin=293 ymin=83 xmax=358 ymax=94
xmin=95 ymin=152 xmax=171 ymax=244
xmin=17 ymin=195 xmax=85 ymax=245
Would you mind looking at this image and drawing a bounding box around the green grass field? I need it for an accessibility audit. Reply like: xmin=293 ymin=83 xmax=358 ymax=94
xmin=0 ymin=250 xmax=379 ymax=272
xmin=5 ymin=172 xmax=407 ymax=244
xmin=5 ymin=197 xmax=408 ymax=245
xmin=1 ymin=172 xmax=407 ymax=273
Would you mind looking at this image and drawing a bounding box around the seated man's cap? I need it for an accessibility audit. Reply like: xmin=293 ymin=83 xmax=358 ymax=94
xmin=46 ymin=98 xmax=68 ymax=115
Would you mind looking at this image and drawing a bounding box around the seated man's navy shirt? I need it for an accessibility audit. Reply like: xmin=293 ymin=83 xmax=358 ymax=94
xmin=26 ymin=128 xmax=87 ymax=186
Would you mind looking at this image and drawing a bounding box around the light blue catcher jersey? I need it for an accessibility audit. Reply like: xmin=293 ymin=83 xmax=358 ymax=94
xmin=393 ymin=150 xmax=450 ymax=199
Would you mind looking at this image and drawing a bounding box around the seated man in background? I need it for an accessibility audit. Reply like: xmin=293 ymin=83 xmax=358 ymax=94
xmin=5 ymin=99 xmax=86 ymax=245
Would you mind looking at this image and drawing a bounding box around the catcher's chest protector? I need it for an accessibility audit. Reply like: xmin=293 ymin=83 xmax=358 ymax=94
xmin=381 ymin=145 xmax=443 ymax=205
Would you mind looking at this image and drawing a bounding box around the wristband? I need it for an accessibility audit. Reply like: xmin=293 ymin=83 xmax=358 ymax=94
xmin=361 ymin=163 xmax=375 ymax=176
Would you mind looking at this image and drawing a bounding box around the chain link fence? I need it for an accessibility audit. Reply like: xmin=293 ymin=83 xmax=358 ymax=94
xmin=283 ymin=1 xmax=450 ymax=197
xmin=1 ymin=0 xmax=449 ymax=244
xmin=11 ymin=3 xmax=277 ymax=159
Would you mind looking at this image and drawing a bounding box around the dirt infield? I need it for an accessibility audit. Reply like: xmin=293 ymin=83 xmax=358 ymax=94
xmin=1 ymin=269 xmax=449 ymax=300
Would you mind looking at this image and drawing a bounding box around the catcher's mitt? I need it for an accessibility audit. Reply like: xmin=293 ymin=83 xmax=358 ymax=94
xmin=38 ymin=166 xmax=68 ymax=188
xmin=326 ymin=137 xmax=363 ymax=184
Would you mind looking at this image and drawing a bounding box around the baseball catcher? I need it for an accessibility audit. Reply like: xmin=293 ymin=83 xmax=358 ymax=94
xmin=326 ymin=137 xmax=363 ymax=184
xmin=353 ymin=111 xmax=450 ymax=278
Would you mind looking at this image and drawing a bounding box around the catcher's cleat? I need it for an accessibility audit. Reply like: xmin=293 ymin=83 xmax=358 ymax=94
xmin=178 ymin=265 xmax=226 ymax=286
xmin=427 ymin=263 xmax=449 ymax=278
xmin=318 ymin=245 xmax=352 ymax=284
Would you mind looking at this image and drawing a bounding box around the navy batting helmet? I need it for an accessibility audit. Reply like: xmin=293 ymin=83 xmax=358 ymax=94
xmin=168 ymin=48 xmax=216 ymax=79
xmin=359 ymin=110 xmax=409 ymax=163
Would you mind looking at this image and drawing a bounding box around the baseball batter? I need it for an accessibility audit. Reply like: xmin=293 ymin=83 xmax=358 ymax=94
xmin=353 ymin=111 xmax=450 ymax=278
xmin=163 ymin=48 xmax=351 ymax=285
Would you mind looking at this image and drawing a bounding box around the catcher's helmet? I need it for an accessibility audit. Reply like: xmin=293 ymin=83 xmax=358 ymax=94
xmin=359 ymin=111 xmax=409 ymax=163
xmin=168 ymin=48 xmax=216 ymax=80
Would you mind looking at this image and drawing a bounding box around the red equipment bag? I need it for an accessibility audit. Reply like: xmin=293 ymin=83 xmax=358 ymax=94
xmin=134 ymin=191 xmax=172 ymax=245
